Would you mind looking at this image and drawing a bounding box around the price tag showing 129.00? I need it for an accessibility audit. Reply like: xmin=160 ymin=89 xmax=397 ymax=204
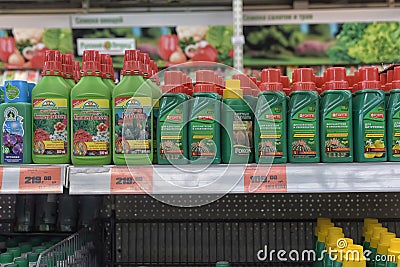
xmin=110 ymin=166 xmax=153 ymax=194
xmin=19 ymin=166 xmax=62 ymax=193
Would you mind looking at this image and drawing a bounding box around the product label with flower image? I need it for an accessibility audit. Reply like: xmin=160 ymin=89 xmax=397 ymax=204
xmin=2 ymin=107 xmax=24 ymax=163
xmin=291 ymin=104 xmax=317 ymax=158
xmin=363 ymin=105 xmax=386 ymax=159
xmin=33 ymin=98 xmax=68 ymax=155
xmin=324 ymin=104 xmax=351 ymax=158
xmin=114 ymin=96 xmax=152 ymax=155
xmin=72 ymin=99 xmax=110 ymax=157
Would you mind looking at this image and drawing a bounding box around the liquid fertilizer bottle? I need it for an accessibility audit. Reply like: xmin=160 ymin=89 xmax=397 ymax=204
xmin=0 ymin=80 xmax=32 ymax=164
xmin=157 ymin=71 xmax=189 ymax=164
xmin=255 ymin=68 xmax=287 ymax=164
xmin=61 ymin=53 xmax=75 ymax=88
xmin=112 ymin=57 xmax=153 ymax=165
xmin=149 ymin=60 xmax=161 ymax=164
xmin=188 ymin=78 xmax=221 ymax=164
xmin=100 ymin=54 xmax=115 ymax=91
xmin=288 ymin=68 xmax=320 ymax=163
xmin=32 ymin=50 xmax=70 ymax=164
xmin=353 ymin=67 xmax=386 ymax=162
xmin=232 ymin=74 xmax=258 ymax=112
xmin=320 ymin=67 xmax=353 ymax=162
xmin=71 ymin=50 xmax=111 ymax=165
xmin=387 ymin=67 xmax=400 ymax=161
xmin=221 ymin=79 xmax=254 ymax=164
xmin=385 ymin=70 xmax=393 ymax=106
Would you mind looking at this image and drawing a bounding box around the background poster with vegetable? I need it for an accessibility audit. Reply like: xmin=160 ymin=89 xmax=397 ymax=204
xmin=0 ymin=28 xmax=73 ymax=69
xmin=72 ymin=25 xmax=233 ymax=68
xmin=243 ymin=22 xmax=400 ymax=66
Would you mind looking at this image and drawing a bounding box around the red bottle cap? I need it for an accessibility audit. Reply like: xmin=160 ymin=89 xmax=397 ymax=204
xmin=391 ymin=67 xmax=400 ymax=89
xmin=324 ymin=67 xmax=349 ymax=90
xmin=358 ymin=67 xmax=380 ymax=90
xmin=291 ymin=68 xmax=316 ymax=91
xmin=259 ymin=69 xmax=283 ymax=91
xmin=121 ymin=61 xmax=142 ymax=76
xmin=280 ymin=76 xmax=291 ymax=96
xmin=61 ymin=53 xmax=73 ymax=78
xmin=386 ymin=70 xmax=394 ymax=92
xmin=141 ymin=53 xmax=150 ymax=65
xmin=186 ymin=76 xmax=193 ymax=96
xmin=100 ymin=54 xmax=113 ymax=79
xmin=45 ymin=50 xmax=61 ymax=62
xmin=193 ymin=84 xmax=215 ymax=93
xmin=124 ymin=50 xmax=140 ymax=62
xmin=196 ymin=70 xmax=215 ymax=84
xmin=142 ymin=64 xmax=152 ymax=79
xmin=380 ymin=73 xmax=387 ymax=87
xmin=315 ymin=76 xmax=324 ymax=93
xmin=73 ymin=60 xmax=81 ymax=82
xmin=82 ymin=50 xmax=100 ymax=63
xmin=42 ymin=61 xmax=62 ymax=76
xmin=232 ymin=74 xmax=252 ymax=95
xmin=164 ymin=71 xmax=182 ymax=85
xmin=249 ymin=76 xmax=259 ymax=96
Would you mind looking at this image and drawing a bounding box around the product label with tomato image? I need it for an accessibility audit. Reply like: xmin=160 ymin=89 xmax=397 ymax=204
xmin=291 ymin=104 xmax=317 ymax=158
xmin=159 ymin=106 xmax=185 ymax=160
xmin=257 ymin=105 xmax=283 ymax=157
xmin=114 ymin=97 xmax=152 ymax=155
xmin=72 ymin=99 xmax=110 ymax=157
xmin=324 ymin=104 xmax=351 ymax=158
xmin=190 ymin=108 xmax=217 ymax=159
xmin=33 ymin=98 xmax=68 ymax=155
xmin=2 ymin=107 xmax=24 ymax=163
xmin=233 ymin=112 xmax=253 ymax=157
xmin=391 ymin=111 xmax=400 ymax=157
xmin=363 ymin=105 xmax=386 ymax=159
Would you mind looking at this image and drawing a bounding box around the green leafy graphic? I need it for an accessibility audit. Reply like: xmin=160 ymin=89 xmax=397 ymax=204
xmin=43 ymin=28 xmax=73 ymax=54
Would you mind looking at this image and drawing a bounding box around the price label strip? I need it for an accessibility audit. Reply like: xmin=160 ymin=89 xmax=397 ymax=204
xmin=110 ymin=166 xmax=153 ymax=194
xmin=19 ymin=166 xmax=62 ymax=193
xmin=244 ymin=165 xmax=287 ymax=193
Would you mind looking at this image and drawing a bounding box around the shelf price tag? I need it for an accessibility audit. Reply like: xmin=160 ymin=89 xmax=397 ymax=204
xmin=110 ymin=166 xmax=153 ymax=194
xmin=244 ymin=165 xmax=287 ymax=193
xmin=19 ymin=166 xmax=62 ymax=193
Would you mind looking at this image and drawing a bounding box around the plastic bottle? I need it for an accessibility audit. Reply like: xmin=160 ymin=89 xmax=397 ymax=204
xmin=386 ymin=238 xmax=400 ymax=267
xmin=369 ymin=227 xmax=388 ymax=267
xmin=353 ymin=67 xmax=386 ymax=162
xmin=71 ymin=50 xmax=111 ymax=165
xmin=13 ymin=257 xmax=27 ymax=267
xmin=361 ymin=218 xmax=379 ymax=244
xmin=255 ymin=68 xmax=287 ymax=164
xmin=100 ymin=54 xmax=115 ymax=91
xmin=73 ymin=61 xmax=81 ymax=83
xmin=27 ymin=253 xmax=38 ymax=267
xmin=61 ymin=54 xmax=75 ymax=88
xmin=0 ymin=80 xmax=32 ymax=164
xmin=0 ymin=252 xmax=14 ymax=266
xmin=324 ymin=232 xmax=345 ymax=267
xmin=34 ymin=194 xmax=58 ymax=232
xmin=32 ymin=50 xmax=70 ymax=164
xmin=18 ymin=244 xmax=31 ymax=259
xmin=363 ymin=223 xmax=383 ymax=251
xmin=386 ymin=67 xmax=400 ymax=161
xmin=157 ymin=71 xmax=189 ymax=164
xmin=232 ymin=74 xmax=257 ymax=112
xmin=342 ymin=245 xmax=366 ymax=267
xmin=313 ymin=217 xmax=331 ymax=248
xmin=112 ymin=53 xmax=153 ymax=165
xmin=280 ymin=76 xmax=291 ymax=97
xmin=385 ymin=70 xmax=393 ymax=106
xmin=221 ymin=80 xmax=254 ymax=164
xmin=320 ymin=67 xmax=353 ymax=162
xmin=7 ymin=247 xmax=21 ymax=259
xmin=375 ymin=232 xmax=396 ymax=267
xmin=314 ymin=223 xmax=334 ymax=267
xmin=188 ymin=81 xmax=221 ymax=164
xmin=14 ymin=195 xmax=35 ymax=232
xmin=288 ymin=68 xmax=320 ymax=163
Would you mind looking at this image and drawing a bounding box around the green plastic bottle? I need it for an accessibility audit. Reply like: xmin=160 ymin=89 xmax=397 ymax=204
xmin=112 ymin=57 xmax=153 ymax=165
xmin=353 ymin=67 xmax=386 ymax=162
xmin=0 ymin=80 xmax=32 ymax=164
xmin=71 ymin=50 xmax=111 ymax=165
xmin=13 ymin=257 xmax=27 ymax=267
xmin=288 ymin=68 xmax=320 ymax=163
xmin=232 ymin=74 xmax=258 ymax=112
xmin=7 ymin=247 xmax=21 ymax=259
xmin=27 ymin=253 xmax=38 ymax=267
xmin=386 ymin=67 xmax=400 ymax=161
xmin=19 ymin=243 xmax=31 ymax=259
xmin=385 ymin=70 xmax=393 ymax=107
xmin=61 ymin=53 xmax=75 ymax=88
xmin=32 ymin=50 xmax=70 ymax=164
xmin=221 ymin=79 xmax=254 ymax=164
xmin=255 ymin=69 xmax=287 ymax=164
xmin=157 ymin=71 xmax=189 ymax=164
xmin=100 ymin=54 xmax=115 ymax=91
xmin=369 ymin=227 xmax=388 ymax=267
xmin=0 ymin=252 xmax=13 ymax=265
xmin=320 ymin=67 xmax=353 ymax=163
xmin=376 ymin=232 xmax=396 ymax=267
xmin=188 ymin=82 xmax=221 ymax=164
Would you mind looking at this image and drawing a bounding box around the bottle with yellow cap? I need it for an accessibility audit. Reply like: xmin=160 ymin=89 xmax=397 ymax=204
xmin=324 ymin=232 xmax=345 ymax=267
xmin=368 ymin=227 xmax=387 ymax=267
xmin=314 ymin=223 xmax=335 ymax=267
xmin=362 ymin=218 xmax=379 ymax=244
xmin=363 ymin=223 xmax=383 ymax=251
xmin=221 ymin=79 xmax=254 ymax=163
xmin=314 ymin=218 xmax=332 ymax=247
xmin=376 ymin=232 xmax=396 ymax=267
xmin=332 ymin=238 xmax=354 ymax=267
xmin=342 ymin=244 xmax=366 ymax=267
xmin=386 ymin=238 xmax=400 ymax=267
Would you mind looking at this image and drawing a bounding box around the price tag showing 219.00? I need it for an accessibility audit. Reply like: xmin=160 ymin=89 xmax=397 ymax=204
xmin=110 ymin=167 xmax=153 ymax=194
xmin=19 ymin=166 xmax=62 ymax=193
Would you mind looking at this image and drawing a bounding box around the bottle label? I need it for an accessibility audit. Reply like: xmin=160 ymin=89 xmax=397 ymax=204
xmin=159 ymin=106 xmax=185 ymax=160
xmin=233 ymin=112 xmax=253 ymax=157
xmin=33 ymin=98 xmax=68 ymax=156
xmin=2 ymin=107 xmax=24 ymax=163
xmin=5 ymin=84 xmax=20 ymax=100
xmin=324 ymin=104 xmax=351 ymax=158
xmin=291 ymin=104 xmax=317 ymax=158
xmin=114 ymin=97 xmax=152 ymax=155
xmin=72 ymin=99 xmax=110 ymax=157
xmin=190 ymin=107 xmax=217 ymax=158
xmin=363 ymin=105 xmax=385 ymax=159
xmin=392 ymin=111 xmax=400 ymax=157
xmin=257 ymin=104 xmax=283 ymax=157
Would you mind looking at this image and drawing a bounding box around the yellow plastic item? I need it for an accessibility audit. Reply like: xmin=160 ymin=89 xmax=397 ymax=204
xmin=362 ymin=218 xmax=379 ymax=236
xmin=326 ymin=233 xmax=345 ymax=249
xmin=370 ymin=227 xmax=388 ymax=248
xmin=328 ymin=227 xmax=343 ymax=236
xmin=377 ymin=232 xmax=396 ymax=255
xmin=365 ymin=223 xmax=383 ymax=242
xmin=224 ymin=80 xmax=243 ymax=99
xmin=388 ymin=238 xmax=400 ymax=260
xmin=315 ymin=217 xmax=332 ymax=235
xmin=317 ymin=223 xmax=335 ymax=242
xmin=342 ymin=244 xmax=366 ymax=267
xmin=333 ymin=238 xmax=354 ymax=263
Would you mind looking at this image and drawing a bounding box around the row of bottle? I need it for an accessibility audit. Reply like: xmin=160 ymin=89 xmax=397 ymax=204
xmin=14 ymin=194 xmax=101 ymax=233
xmin=314 ymin=217 xmax=400 ymax=267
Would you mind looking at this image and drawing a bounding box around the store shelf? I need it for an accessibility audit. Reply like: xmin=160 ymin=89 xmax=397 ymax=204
xmin=68 ymin=162 xmax=400 ymax=194
xmin=0 ymin=164 xmax=67 ymax=194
